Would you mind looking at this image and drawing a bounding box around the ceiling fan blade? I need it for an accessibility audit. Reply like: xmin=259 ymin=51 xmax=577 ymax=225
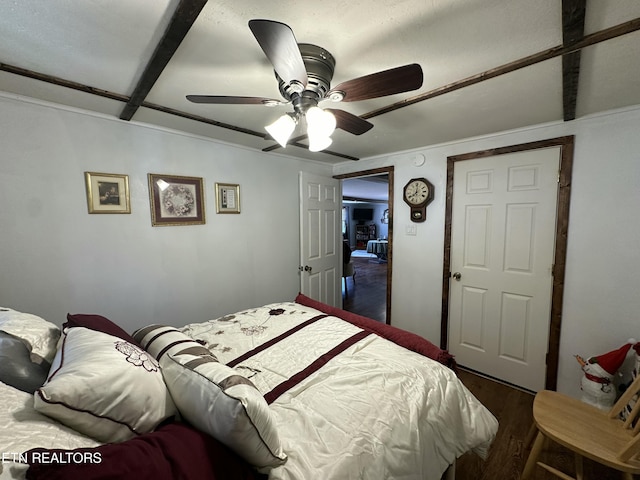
xmin=325 ymin=108 xmax=373 ymax=135
xmin=186 ymin=95 xmax=284 ymax=105
xmin=248 ymin=19 xmax=308 ymax=88
xmin=327 ymin=63 xmax=423 ymax=102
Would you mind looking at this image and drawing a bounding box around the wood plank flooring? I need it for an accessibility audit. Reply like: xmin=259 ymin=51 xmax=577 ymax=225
xmin=340 ymin=257 xmax=625 ymax=479
xmin=456 ymin=370 xmax=624 ymax=480
xmin=342 ymin=255 xmax=387 ymax=322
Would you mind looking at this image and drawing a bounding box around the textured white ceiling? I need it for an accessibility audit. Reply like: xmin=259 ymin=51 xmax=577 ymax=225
xmin=1 ymin=0 xmax=639 ymax=163
xmin=343 ymin=176 xmax=389 ymax=202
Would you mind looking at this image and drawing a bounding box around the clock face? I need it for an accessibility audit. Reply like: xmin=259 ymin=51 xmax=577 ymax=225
xmin=404 ymin=180 xmax=430 ymax=205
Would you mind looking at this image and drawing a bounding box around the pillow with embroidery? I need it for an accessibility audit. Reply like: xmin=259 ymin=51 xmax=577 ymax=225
xmin=133 ymin=325 xmax=286 ymax=471
xmin=34 ymin=327 xmax=177 ymax=443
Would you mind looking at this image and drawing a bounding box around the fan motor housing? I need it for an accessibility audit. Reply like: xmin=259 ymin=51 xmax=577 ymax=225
xmin=278 ymin=43 xmax=335 ymax=100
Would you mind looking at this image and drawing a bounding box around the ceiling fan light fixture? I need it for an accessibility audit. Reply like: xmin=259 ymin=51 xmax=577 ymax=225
xmin=305 ymin=106 xmax=336 ymax=152
xmin=265 ymin=113 xmax=297 ymax=147
xmin=308 ymin=135 xmax=332 ymax=152
xmin=306 ymin=106 xmax=336 ymax=138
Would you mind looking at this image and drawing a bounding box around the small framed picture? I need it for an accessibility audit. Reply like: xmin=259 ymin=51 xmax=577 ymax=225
xmin=148 ymin=173 xmax=205 ymax=226
xmin=84 ymin=172 xmax=131 ymax=214
xmin=215 ymin=183 xmax=241 ymax=214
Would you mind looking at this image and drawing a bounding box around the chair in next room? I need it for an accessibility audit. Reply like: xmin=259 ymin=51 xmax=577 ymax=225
xmin=342 ymin=238 xmax=356 ymax=296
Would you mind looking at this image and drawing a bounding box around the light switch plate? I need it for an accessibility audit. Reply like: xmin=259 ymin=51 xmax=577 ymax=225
xmin=406 ymin=224 xmax=417 ymax=236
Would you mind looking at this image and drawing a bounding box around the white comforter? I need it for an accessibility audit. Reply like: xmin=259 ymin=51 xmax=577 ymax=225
xmin=0 ymin=301 xmax=498 ymax=480
xmin=0 ymin=381 xmax=99 ymax=480
xmin=181 ymin=302 xmax=498 ymax=480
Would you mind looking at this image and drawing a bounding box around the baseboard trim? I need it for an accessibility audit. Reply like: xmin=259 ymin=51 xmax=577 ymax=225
xmin=457 ymin=365 xmax=537 ymax=395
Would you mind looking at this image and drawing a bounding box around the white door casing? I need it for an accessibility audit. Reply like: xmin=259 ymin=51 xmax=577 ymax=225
xmin=448 ymin=147 xmax=561 ymax=392
xmin=299 ymin=171 xmax=341 ymax=307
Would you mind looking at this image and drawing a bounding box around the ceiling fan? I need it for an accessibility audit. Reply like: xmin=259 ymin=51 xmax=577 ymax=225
xmin=186 ymin=19 xmax=423 ymax=152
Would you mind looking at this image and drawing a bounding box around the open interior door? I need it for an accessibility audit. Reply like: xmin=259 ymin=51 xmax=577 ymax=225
xmin=299 ymin=171 xmax=341 ymax=306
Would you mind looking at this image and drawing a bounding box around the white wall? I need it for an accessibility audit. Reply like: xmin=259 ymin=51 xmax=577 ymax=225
xmin=3 ymin=92 xmax=639 ymax=400
xmin=334 ymin=106 xmax=640 ymax=399
xmin=0 ymin=94 xmax=333 ymax=333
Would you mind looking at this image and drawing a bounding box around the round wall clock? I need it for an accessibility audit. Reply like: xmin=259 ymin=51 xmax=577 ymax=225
xmin=403 ymin=177 xmax=434 ymax=222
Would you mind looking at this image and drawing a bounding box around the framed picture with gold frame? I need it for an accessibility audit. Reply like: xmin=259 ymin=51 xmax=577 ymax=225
xmin=215 ymin=183 xmax=240 ymax=214
xmin=148 ymin=173 xmax=205 ymax=226
xmin=84 ymin=172 xmax=131 ymax=214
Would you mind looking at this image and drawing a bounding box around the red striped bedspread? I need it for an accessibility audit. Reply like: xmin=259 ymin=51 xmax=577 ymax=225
xmin=179 ymin=301 xmax=498 ymax=480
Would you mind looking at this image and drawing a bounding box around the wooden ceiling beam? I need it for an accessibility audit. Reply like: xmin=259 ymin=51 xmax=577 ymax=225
xmin=361 ymin=16 xmax=640 ymax=120
xmin=141 ymin=101 xmax=268 ymax=138
xmin=0 ymin=63 xmax=130 ymax=102
xmin=119 ymin=0 xmax=207 ymax=121
xmin=562 ymin=0 xmax=587 ymax=121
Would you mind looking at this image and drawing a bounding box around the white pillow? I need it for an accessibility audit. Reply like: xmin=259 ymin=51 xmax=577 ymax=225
xmin=134 ymin=325 xmax=287 ymax=470
xmin=34 ymin=327 xmax=177 ymax=443
xmin=0 ymin=307 xmax=60 ymax=364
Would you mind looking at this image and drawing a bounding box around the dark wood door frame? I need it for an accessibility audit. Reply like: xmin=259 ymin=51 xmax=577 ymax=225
xmin=441 ymin=136 xmax=574 ymax=390
xmin=335 ymin=166 xmax=394 ymax=324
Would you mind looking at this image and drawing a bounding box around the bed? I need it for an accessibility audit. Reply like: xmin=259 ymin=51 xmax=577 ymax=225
xmin=0 ymin=294 xmax=498 ymax=480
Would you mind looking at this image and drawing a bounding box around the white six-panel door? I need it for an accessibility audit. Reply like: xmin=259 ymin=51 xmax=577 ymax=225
xmin=299 ymin=171 xmax=341 ymax=307
xmin=448 ymin=147 xmax=561 ymax=392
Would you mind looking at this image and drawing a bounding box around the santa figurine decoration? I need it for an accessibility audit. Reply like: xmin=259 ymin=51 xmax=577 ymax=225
xmin=575 ymin=340 xmax=636 ymax=410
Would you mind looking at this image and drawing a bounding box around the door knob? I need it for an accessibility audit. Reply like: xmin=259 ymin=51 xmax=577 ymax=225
xmin=304 ymin=265 xmax=312 ymax=272
xmin=452 ymin=272 xmax=462 ymax=281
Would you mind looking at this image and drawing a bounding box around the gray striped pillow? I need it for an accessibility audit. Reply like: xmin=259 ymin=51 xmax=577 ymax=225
xmin=133 ymin=325 xmax=211 ymax=361
xmin=133 ymin=325 xmax=286 ymax=471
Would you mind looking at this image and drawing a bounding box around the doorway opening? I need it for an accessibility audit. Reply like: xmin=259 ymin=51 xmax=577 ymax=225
xmin=335 ymin=167 xmax=394 ymax=324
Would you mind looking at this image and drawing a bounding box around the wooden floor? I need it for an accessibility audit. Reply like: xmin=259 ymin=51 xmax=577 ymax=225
xmin=456 ymin=370 xmax=625 ymax=480
xmin=342 ymin=255 xmax=387 ymax=323
xmin=342 ymin=252 xmax=626 ymax=479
